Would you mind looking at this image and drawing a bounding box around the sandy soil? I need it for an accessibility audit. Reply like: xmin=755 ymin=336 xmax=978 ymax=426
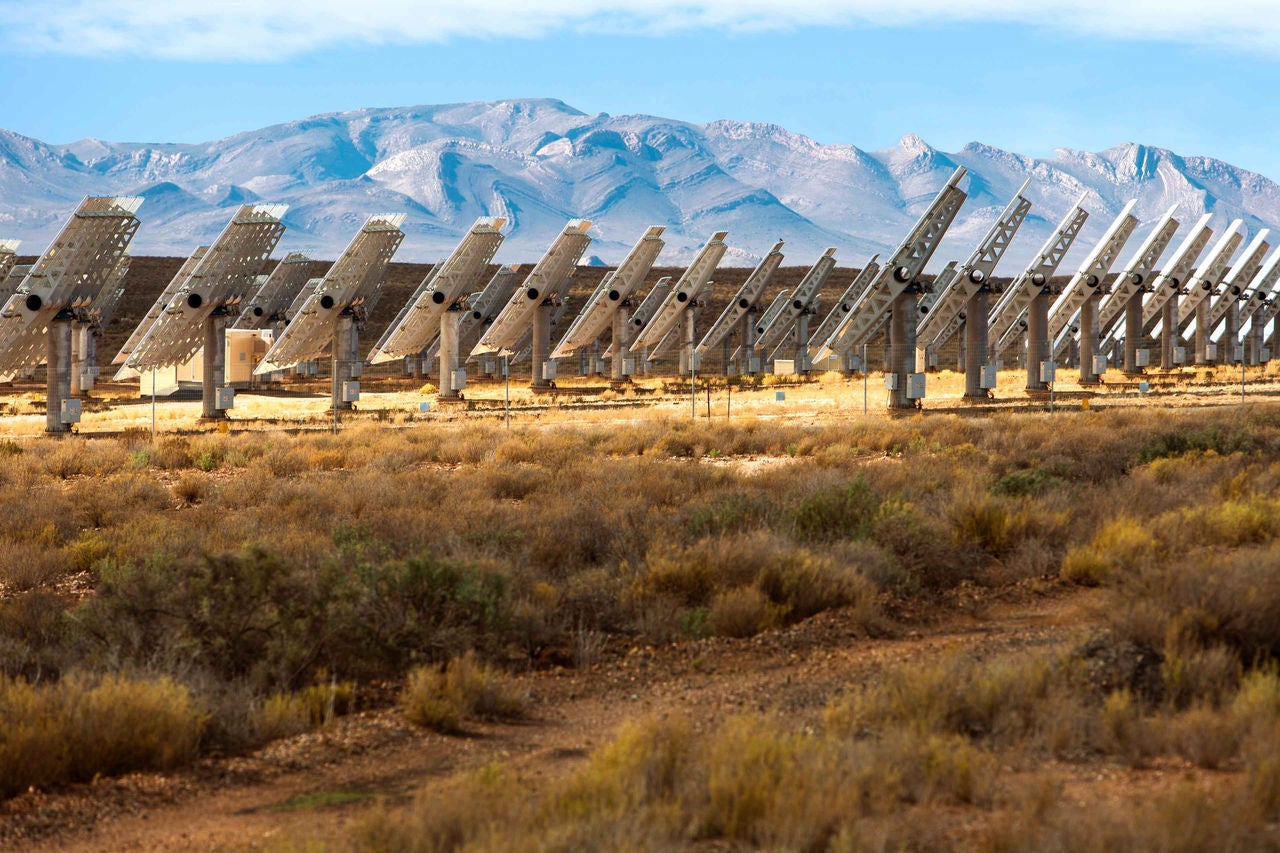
xmin=1 ymin=361 xmax=1278 ymax=440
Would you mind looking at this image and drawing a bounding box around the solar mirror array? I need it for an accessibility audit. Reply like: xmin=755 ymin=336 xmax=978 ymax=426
xmin=6 ymin=172 xmax=1280 ymax=431
xmin=116 ymin=204 xmax=288 ymax=418
xmin=256 ymin=214 xmax=406 ymax=411
xmin=0 ymin=197 xmax=141 ymax=432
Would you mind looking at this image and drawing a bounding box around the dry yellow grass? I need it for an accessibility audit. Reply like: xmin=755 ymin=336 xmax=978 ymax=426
xmin=0 ymin=359 xmax=1276 ymax=438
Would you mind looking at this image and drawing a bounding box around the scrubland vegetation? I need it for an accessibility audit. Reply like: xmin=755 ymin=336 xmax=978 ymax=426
xmin=8 ymin=404 xmax=1280 ymax=847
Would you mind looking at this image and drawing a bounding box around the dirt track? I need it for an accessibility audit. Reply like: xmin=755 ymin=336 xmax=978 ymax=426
xmin=3 ymin=581 xmax=1108 ymax=851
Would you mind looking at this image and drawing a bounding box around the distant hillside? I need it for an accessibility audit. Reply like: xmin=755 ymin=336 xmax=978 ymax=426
xmin=1 ymin=98 xmax=1277 ymax=269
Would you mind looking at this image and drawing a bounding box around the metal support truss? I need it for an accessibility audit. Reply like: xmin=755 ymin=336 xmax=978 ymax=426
xmin=611 ymin=276 xmax=673 ymax=372
xmin=233 ymin=252 xmax=313 ymax=331
xmin=1202 ymin=230 xmax=1271 ymax=362
xmin=754 ymin=247 xmax=838 ymax=364
xmin=368 ymin=218 xmax=506 ymax=364
xmin=989 ymin=194 xmax=1090 ymax=360
xmin=553 ymin=226 xmax=666 ymax=360
xmin=1141 ymin=214 xmax=1215 ymax=336
xmin=695 ymin=241 xmax=785 ymax=370
xmin=1235 ymin=250 xmax=1280 ymax=337
xmin=1047 ymin=200 xmax=1140 ymax=344
xmin=804 ymin=259 xmax=880 ymax=370
xmin=472 ymin=220 xmax=594 ymax=370
xmin=1172 ymin=221 xmax=1245 ymax=363
xmin=631 ymin=231 xmax=729 ymax=353
xmin=1094 ymin=206 xmax=1181 ymax=373
xmin=918 ymin=178 xmax=1033 ymax=354
xmin=812 ymin=167 xmax=969 ymax=364
xmin=0 ymin=198 xmax=143 ymax=399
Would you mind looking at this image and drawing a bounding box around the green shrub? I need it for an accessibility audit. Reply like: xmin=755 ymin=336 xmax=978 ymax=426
xmin=871 ymin=498 xmax=976 ymax=591
xmin=786 ymin=477 xmax=879 ymax=543
xmin=1136 ymin=425 xmax=1252 ymax=464
xmin=993 ymin=467 xmax=1064 ymax=498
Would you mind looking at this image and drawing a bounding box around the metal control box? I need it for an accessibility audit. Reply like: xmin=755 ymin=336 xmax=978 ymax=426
xmin=60 ymin=399 xmax=81 ymax=424
xmin=884 ymin=373 xmax=899 ymax=390
xmin=1093 ymin=355 xmax=1109 ymax=375
xmin=452 ymin=369 xmax=467 ymax=391
xmin=1205 ymin=343 xmax=1218 ymax=360
xmin=1135 ymin=349 xmax=1150 ymax=367
xmin=622 ymin=357 xmax=636 ymax=376
xmin=980 ymin=364 xmax=998 ymax=389
xmin=774 ymin=359 xmax=796 ymax=376
xmin=215 ymin=387 xmax=235 ymax=410
xmin=341 ymin=381 xmax=360 ymax=403
xmin=1174 ymin=346 xmax=1187 ymax=364
xmin=1040 ymin=361 xmax=1056 ymax=382
xmin=906 ymin=373 xmax=926 ymax=399
xmin=542 ymin=361 xmax=558 ymax=380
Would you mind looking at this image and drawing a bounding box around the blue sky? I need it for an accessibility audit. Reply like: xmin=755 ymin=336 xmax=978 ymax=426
xmin=1 ymin=1 xmax=1278 ymax=178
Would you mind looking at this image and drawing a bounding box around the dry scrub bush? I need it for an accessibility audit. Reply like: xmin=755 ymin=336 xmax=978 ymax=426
xmin=825 ymin=648 xmax=1089 ymax=753
xmin=0 ymin=540 xmax=67 ymax=592
xmin=708 ymin=587 xmax=782 ymax=638
xmin=784 ymin=473 xmax=879 ymax=543
xmin=150 ymin=436 xmax=194 ymax=469
xmin=1107 ymin=541 xmax=1280 ymax=662
xmin=17 ymin=405 xmax=1280 ymax=802
xmin=1161 ymin=643 xmax=1241 ymax=710
xmin=69 ymin=473 xmax=171 ymax=530
xmin=172 ymin=472 xmax=211 ymax=506
xmin=1061 ymin=517 xmax=1159 ymax=586
xmin=0 ymin=592 xmax=72 ymax=680
xmin=984 ymin=781 xmax=1268 ymax=853
xmin=340 ymin=711 xmax=997 ymax=852
xmin=635 ymin=532 xmax=877 ymax=639
xmin=0 ymin=672 xmax=204 ymax=797
xmin=1176 ymin=494 xmax=1280 ymax=548
xmin=327 ymin=646 xmax=1280 ymax=850
xmin=400 ymin=652 xmax=525 ymax=732
xmin=257 ymin=681 xmax=357 ymax=742
xmin=638 ymin=535 xmax=763 ymax=607
xmin=870 ymin=498 xmax=978 ymax=591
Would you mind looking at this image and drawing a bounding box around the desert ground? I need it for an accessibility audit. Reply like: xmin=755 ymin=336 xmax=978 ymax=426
xmin=3 ymin=259 xmax=1280 ymax=850
xmin=1 ymin=375 xmax=1279 ymax=850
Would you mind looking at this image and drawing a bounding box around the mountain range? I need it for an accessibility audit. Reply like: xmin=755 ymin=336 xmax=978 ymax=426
xmin=1 ymin=98 xmax=1278 ymax=270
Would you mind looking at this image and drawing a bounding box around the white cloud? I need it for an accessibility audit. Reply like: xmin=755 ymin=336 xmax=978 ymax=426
xmin=2 ymin=0 xmax=1278 ymax=60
